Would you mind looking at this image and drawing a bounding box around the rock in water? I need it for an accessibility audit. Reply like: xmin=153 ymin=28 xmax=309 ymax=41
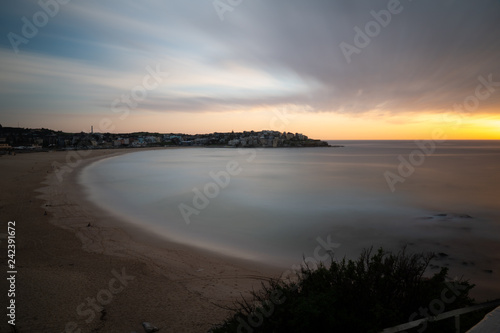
xmin=142 ymin=322 xmax=159 ymax=333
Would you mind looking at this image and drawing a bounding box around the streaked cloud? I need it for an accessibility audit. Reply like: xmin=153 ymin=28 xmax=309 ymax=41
xmin=0 ymin=0 xmax=499 ymax=135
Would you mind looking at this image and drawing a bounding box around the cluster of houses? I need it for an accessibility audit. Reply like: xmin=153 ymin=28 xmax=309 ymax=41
xmin=0 ymin=125 xmax=330 ymax=151
xmin=222 ymin=130 xmax=321 ymax=147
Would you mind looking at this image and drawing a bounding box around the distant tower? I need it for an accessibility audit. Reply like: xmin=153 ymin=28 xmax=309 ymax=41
xmin=91 ymin=126 xmax=93 ymax=134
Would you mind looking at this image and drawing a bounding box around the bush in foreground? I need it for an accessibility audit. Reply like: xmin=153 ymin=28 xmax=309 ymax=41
xmin=210 ymin=248 xmax=475 ymax=333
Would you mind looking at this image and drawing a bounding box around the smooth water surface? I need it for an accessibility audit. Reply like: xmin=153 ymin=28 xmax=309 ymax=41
xmin=79 ymin=141 xmax=500 ymax=278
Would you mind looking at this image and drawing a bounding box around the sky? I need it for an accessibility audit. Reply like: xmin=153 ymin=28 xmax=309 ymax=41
xmin=1 ymin=0 xmax=499 ymax=140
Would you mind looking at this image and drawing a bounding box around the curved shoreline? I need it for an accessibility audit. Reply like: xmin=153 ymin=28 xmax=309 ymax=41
xmin=3 ymin=147 xmax=500 ymax=331
xmin=7 ymin=149 xmax=278 ymax=332
xmin=55 ymin=148 xmax=281 ymax=270
xmin=72 ymin=149 xmax=500 ymax=303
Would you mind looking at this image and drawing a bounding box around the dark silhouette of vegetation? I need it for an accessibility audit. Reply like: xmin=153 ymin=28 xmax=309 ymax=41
xmin=210 ymin=248 xmax=477 ymax=333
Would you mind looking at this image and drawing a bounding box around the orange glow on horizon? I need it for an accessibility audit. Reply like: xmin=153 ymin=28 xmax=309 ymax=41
xmin=11 ymin=108 xmax=500 ymax=140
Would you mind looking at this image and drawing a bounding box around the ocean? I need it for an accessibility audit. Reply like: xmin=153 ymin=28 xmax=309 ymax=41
xmin=79 ymin=140 xmax=500 ymax=295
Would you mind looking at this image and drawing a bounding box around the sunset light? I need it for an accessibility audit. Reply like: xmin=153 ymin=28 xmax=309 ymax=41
xmin=2 ymin=2 xmax=500 ymax=332
xmin=1 ymin=1 xmax=499 ymax=139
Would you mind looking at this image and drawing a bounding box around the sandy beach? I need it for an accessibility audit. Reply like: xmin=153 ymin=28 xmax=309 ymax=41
xmin=0 ymin=149 xmax=278 ymax=333
xmin=2 ymin=146 xmax=500 ymax=333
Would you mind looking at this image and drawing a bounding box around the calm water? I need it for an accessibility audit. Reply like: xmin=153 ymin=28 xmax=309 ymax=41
xmin=79 ymin=141 xmax=500 ymax=290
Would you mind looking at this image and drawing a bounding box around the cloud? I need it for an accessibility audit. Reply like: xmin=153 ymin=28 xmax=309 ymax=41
xmin=217 ymin=0 xmax=500 ymax=114
xmin=0 ymin=0 xmax=499 ymax=129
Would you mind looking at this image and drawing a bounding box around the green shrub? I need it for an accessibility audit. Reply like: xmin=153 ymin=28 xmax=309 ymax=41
xmin=209 ymin=248 xmax=474 ymax=333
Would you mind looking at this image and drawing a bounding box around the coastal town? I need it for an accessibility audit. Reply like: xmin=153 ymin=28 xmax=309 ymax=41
xmin=0 ymin=125 xmax=334 ymax=152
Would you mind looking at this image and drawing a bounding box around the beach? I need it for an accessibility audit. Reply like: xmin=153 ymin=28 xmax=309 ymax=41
xmin=2 ymin=144 xmax=500 ymax=333
xmin=0 ymin=149 xmax=278 ymax=333
xmin=74 ymin=144 xmax=500 ymax=303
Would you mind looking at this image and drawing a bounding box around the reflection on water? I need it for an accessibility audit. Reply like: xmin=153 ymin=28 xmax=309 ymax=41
xmin=79 ymin=141 xmax=500 ymax=298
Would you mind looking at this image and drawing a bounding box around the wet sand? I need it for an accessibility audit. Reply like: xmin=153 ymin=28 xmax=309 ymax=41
xmin=0 ymin=149 xmax=278 ymax=333
xmin=1 ymin=147 xmax=499 ymax=333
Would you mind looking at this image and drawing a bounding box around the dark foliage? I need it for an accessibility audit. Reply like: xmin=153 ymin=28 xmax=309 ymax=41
xmin=210 ymin=248 xmax=475 ymax=333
